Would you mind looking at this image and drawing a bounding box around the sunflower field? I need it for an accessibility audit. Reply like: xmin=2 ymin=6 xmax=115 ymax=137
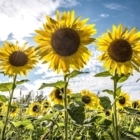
xmin=0 ymin=10 xmax=140 ymax=140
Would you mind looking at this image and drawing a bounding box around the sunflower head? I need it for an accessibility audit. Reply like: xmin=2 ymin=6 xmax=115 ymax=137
xmin=34 ymin=10 xmax=97 ymax=74
xmin=131 ymin=100 xmax=140 ymax=109
xmin=117 ymin=92 xmax=130 ymax=109
xmin=10 ymin=105 xmax=20 ymax=118
xmin=27 ymin=102 xmax=42 ymax=117
xmin=104 ymin=110 xmax=112 ymax=118
xmin=96 ymin=24 xmax=140 ymax=76
xmin=0 ymin=41 xmax=38 ymax=76
xmin=105 ymin=110 xmax=111 ymax=116
xmin=81 ymin=90 xmax=100 ymax=110
xmin=41 ymin=99 xmax=51 ymax=113
xmin=1 ymin=103 xmax=19 ymax=117
xmin=49 ymin=88 xmax=71 ymax=105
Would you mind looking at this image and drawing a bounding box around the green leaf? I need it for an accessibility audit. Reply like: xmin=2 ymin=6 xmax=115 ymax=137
xmin=102 ymin=89 xmax=113 ymax=95
xmin=25 ymin=124 xmax=34 ymax=130
xmin=69 ymin=93 xmax=81 ymax=101
xmin=66 ymin=70 xmax=88 ymax=79
xmin=89 ymin=131 xmax=99 ymax=140
xmin=12 ymin=121 xmax=21 ymax=127
xmin=67 ymin=102 xmax=85 ymax=125
xmin=0 ymin=71 xmax=4 ymax=74
xmin=34 ymin=114 xmax=54 ymax=125
xmin=12 ymin=120 xmax=32 ymax=128
xmin=13 ymin=120 xmax=34 ymax=130
xmin=0 ymin=79 xmax=29 ymax=92
xmin=53 ymin=104 xmax=64 ymax=110
xmin=58 ymin=122 xmax=65 ymax=127
xmin=16 ymin=79 xmax=29 ymax=85
xmin=20 ymin=120 xmax=32 ymax=126
xmin=118 ymin=76 xmax=129 ymax=83
xmin=108 ymin=131 xmax=115 ymax=140
xmin=101 ymin=131 xmax=113 ymax=140
xmin=84 ymin=115 xmax=103 ymax=124
xmin=116 ymin=86 xmax=122 ymax=96
xmin=94 ymin=71 xmax=111 ymax=77
xmin=38 ymin=81 xmax=67 ymax=90
xmin=99 ymin=96 xmax=111 ymax=110
xmin=120 ymin=131 xmax=140 ymax=140
xmin=96 ymin=115 xmax=105 ymax=124
xmin=0 ymin=95 xmax=8 ymax=102
xmin=133 ymin=126 xmax=140 ymax=133
xmin=0 ymin=82 xmax=14 ymax=92
xmin=101 ymin=119 xmax=112 ymax=128
xmin=111 ymin=74 xmax=130 ymax=83
xmin=124 ymin=107 xmax=140 ymax=115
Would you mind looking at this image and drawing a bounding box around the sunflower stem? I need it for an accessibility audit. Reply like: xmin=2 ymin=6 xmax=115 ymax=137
xmin=1 ymin=74 xmax=17 ymax=140
xmin=113 ymin=78 xmax=119 ymax=140
xmin=64 ymin=75 xmax=68 ymax=140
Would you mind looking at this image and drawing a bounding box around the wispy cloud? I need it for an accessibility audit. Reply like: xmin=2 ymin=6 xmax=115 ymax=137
xmin=92 ymin=13 xmax=109 ymax=23
xmin=104 ymin=3 xmax=127 ymax=10
xmin=100 ymin=14 xmax=109 ymax=18
xmin=0 ymin=0 xmax=79 ymax=41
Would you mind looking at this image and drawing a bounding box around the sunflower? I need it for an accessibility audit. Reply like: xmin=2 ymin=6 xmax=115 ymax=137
xmin=27 ymin=102 xmax=42 ymax=117
xmin=0 ymin=41 xmax=38 ymax=76
xmin=49 ymin=88 xmax=71 ymax=105
xmin=105 ymin=110 xmax=111 ymax=117
xmin=81 ymin=90 xmax=100 ymax=110
xmin=34 ymin=10 xmax=97 ymax=73
xmin=41 ymin=99 xmax=51 ymax=113
xmin=9 ymin=105 xmax=20 ymax=118
xmin=116 ymin=92 xmax=130 ymax=109
xmin=1 ymin=103 xmax=19 ymax=118
xmin=96 ymin=24 xmax=140 ymax=76
xmin=131 ymin=100 xmax=140 ymax=109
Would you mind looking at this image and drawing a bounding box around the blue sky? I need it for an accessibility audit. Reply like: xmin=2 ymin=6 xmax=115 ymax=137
xmin=0 ymin=0 xmax=140 ymax=100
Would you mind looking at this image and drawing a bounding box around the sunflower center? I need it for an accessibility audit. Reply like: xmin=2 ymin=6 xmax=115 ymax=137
xmin=55 ymin=89 xmax=64 ymax=100
xmin=119 ymin=96 xmax=126 ymax=105
xmin=9 ymin=51 xmax=28 ymax=66
xmin=44 ymin=102 xmax=49 ymax=108
xmin=32 ymin=105 xmax=40 ymax=113
xmin=10 ymin=108 xmax=16 ymax=113
xmin=82 ymin=95 xmax=91 ymax=104
xmin=132 ymin=102 xmax=139 ymax=108
xmin=51 ymin=28 xmax=80 ymax=56
xmin=108 ymin=39 xmax=132 ymax=62
xmin=105 ymin=110 xmax=111 ymax=116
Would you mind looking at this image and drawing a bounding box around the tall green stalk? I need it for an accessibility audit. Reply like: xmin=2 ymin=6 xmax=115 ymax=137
xmin=113 ymin=78 xmax=119 ymax=140
xmin=1 ymin=74 xmax=17 ymax=140
xmin=63 ymin=75 xmax=68 ymax=140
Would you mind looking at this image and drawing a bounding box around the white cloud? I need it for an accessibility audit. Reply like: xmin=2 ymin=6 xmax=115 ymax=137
xmin=0 ymin=0 xmax=79 ymax=41
xmin=31 ymin=45 xmax=140 ymax=100
xmin=100 ymin=14 xmax=109 ymax=18
xmin=92 ymin=14 xmax=109 ymax=23
xmin=104 ymin=3 xmax=126 ymax=10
